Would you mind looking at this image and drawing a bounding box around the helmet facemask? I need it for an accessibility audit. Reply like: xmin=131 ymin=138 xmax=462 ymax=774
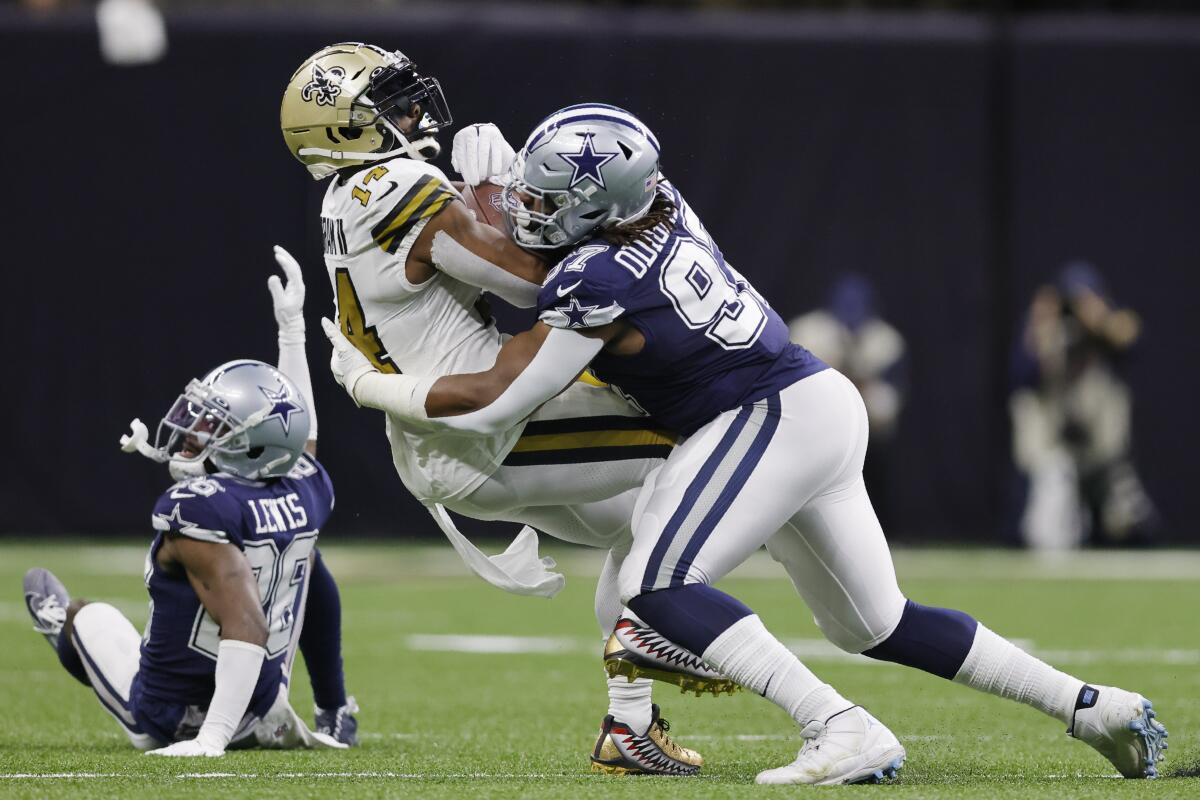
xmin=502 ymin=153 xmax=614 ymax=250
xmin=347 ymin=59 xmax=451 ymax=165
xmin=152 ymin=380 xmax=260 ymax=476
xmin=288 ymin=46 xmax=453 ymax=179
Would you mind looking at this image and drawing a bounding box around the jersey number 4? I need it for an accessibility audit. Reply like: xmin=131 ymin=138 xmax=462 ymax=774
xmin=335 ymin=268 xmax=400 ymax=374
xmin=659 ymin=236 xmax=767 ymax=350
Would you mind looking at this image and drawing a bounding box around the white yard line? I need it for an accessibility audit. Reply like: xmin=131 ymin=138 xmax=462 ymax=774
xmin=406 ymin=634 xmax=586 ymax=655
xmin=0 ymin=772 xmax=613 ymax=780
xmin=403 ymin=633 xmax=1200 ymax=667
xmin=0 ymin=774 xmax=123 ymax=779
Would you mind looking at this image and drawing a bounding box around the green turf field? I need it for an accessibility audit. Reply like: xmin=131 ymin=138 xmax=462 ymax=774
xmin=1 ymin=540 xmax=1197 ymax=798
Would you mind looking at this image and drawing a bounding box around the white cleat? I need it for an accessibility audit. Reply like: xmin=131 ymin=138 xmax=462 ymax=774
xmin=1069 ymin=684 xmax=1168 ymax=778
xmin=755 ymin=705 xmax=905 ymax=786
xmin=23 ymin=567 xmax=70 ymax=649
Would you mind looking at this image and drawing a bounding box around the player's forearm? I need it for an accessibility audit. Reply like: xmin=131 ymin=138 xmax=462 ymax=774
xmin=431 ymin=230 xmax=542 ymax=308
xmin=352 ymin=328 xmax=600 ymax=436
xmin=419 ymin=328 xmax=602 ymax=435
xmin=196 ymin=639 xmax=267 ymax=751
xmin=217 ymin=606 xmax=270 ymax=648
xmin=351 ymin=370 xmax=521 ymax=435
xmin=278 ymin=336 xmax=317 ymax=446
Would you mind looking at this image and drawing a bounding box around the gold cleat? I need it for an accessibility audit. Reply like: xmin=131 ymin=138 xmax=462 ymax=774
xmin=604 ymin=618 xmax=741 ymax=697
xmin=590 ymin=704 xmax=703 ymax=775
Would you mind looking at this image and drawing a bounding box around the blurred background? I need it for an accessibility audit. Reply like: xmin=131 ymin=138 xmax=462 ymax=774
xmin=2 ymin=0 xmax=1196 ymax=549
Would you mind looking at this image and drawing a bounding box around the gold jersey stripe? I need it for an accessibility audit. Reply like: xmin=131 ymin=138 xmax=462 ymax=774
xmin=370 ymin=175 xmax=435 ymax=240
xmin=373 ymin=178 xmax=456 ymax=253
xmin=511 ymin=428 xmax=677 ymax=454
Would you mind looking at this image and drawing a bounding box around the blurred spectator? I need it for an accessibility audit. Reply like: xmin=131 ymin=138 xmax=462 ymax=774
xmin=1010 ymin=261 xmax=1157 ymax=550
xmin=789 ymin=274 xmax=906 ymax=527
xmin=97 ymin=0 xmax=166 ymax=66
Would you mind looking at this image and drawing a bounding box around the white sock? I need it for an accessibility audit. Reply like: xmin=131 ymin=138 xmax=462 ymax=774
xmin=953 ymin=624 xmax=1084 ymax=724
xmin=606 ymin=675 xmax=654 ymax=735
xmin=703 ymin=615 xmax=848 ymax=725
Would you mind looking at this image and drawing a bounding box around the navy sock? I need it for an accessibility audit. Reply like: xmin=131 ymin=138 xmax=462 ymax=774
xmin=57 ymin=629 xmax=91 ymax=687
xmin=863 ymin=599 xmax=978 ymax=679
xmin=627 ymin=584 xmax=754 ymax=656
xmin=300 ymin=550 xmax=348 ymax=710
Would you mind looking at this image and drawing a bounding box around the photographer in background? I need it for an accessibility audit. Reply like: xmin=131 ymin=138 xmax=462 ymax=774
xmin=1010 ymin=261 xmax=1157 ymax=549
xmin=788 ymin=274 xmax=907 ymax=529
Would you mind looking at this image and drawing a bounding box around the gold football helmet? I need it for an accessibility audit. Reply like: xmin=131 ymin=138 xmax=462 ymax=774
xmin=280 ymin=42 xmax=452 ymax=179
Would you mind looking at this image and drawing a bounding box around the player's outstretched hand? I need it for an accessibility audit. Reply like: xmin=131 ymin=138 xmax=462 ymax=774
xmin=451 ymin=123 xmax=515 ymax=186
xmin=269 ymin=245 xmax=306 ymax=342
xmin=321 ymin=317 xmax=376 ymax=405
xmin=146 ymin=738 xmax=224 ymax=757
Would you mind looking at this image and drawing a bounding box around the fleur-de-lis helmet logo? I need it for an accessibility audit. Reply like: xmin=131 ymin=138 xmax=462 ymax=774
xmin=301 ymin=64 xmax=346 ymax=107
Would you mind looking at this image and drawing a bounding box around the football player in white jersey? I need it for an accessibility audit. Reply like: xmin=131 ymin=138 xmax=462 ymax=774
xmin=281 ymin=43 xmax=731 ymax=775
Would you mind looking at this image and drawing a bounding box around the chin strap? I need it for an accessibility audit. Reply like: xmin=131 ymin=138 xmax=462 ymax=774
xmin=299 ymin=133 xmax=441 ymax=172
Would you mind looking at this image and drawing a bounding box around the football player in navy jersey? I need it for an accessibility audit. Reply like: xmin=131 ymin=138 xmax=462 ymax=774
xmin=323 ymin=105 xmax=1167 ymax=783
xmin=22 ymin=252 xmax=354 ymax=755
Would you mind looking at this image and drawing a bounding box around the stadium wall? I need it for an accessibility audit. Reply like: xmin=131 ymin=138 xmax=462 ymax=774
xmin=2 ymin=7 xmax=1196 ymax=542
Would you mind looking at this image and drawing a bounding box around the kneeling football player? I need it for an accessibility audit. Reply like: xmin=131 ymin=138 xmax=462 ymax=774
xmin=22 ymin=252 xmax=353 ymax=755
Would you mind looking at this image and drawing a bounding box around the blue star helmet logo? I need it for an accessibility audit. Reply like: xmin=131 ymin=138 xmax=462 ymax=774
xmin=260 ymin=385 xmax=301 ymax=434
xmin=559 ymin=132 xmax=619 ymax=190
xmin=557 ymin=296 xmax=600 ymax=329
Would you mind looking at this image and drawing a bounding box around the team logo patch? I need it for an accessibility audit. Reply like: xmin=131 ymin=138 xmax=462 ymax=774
xmin=301 ymin=64 xmax=346 ymax=107
xmin=260 ymin=385 xmax=301 ymax=434
xmin=559 ymin=132 xmax=618 ymax=190
xmin=556 ymin=296 xmax=600 ymax=328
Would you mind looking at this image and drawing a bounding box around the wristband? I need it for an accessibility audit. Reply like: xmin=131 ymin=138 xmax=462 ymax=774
xmin=352 ymin=372 xmax=434 ymax=421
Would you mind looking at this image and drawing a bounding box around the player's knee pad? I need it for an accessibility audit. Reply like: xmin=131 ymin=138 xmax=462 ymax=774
xmin=594 ymin=551 xmax=624 ymax=637
xmin=617 ymin=527 xmax=660 ymax=606
xmin=72 ymin=602 xmax=134 ymax=643
xmin=809 ymin=593 xmax=908 ymax=654
xmin=71 ymin=602 xmax=143 ymax=684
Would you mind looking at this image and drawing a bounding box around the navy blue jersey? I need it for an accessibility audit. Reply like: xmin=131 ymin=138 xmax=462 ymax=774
xmin=139 ymin=454 xmax=334 ymax=716
xmin=538 ymin=180 xmax=826 ymax=435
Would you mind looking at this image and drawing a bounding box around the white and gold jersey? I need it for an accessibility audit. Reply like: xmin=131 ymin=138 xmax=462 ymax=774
xmin=321 ymin=158 xmax=522 ymax=503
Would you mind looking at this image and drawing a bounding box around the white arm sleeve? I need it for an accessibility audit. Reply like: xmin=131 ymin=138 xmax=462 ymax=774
xmin=430 ymin=230 xmax=541 ymax=308
xmin=195 ymin=639 xmax=266 ymax=751
xmin=430 ymin=327 xmax=603 ymax=435
xmin=277 ymin=336 xmax=316 ymax=441
xmin=351 ymin=327 xmax=602 ymax=435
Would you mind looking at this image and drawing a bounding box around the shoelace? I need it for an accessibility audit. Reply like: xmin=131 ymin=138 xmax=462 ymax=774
xmin=34 ymin=595 xmax=66 ymax=631
xmin=652 ymin=717 xmax=685 ymax=759
xmin=797 ymin=720 xmax=826 ymax=754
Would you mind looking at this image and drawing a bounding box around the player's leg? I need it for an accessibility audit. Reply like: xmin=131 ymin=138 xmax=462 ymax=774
xmin=770 ymin=376 xmax=1166 ymax=778
xmin=587 ymin=545 xmax=705 ymax=775
xmin=617 ymin=372 xmax=904 ymax=784
xmin=508 ymin=500 xmax=702 ymax=775
xmin=68 ymin=601 xmax=159 ymax=750
xmin=298 ymin=549 xmax=359 ymax=746
xmin=23 ymin=567 xmax=91 ymax=686
xmin=24 ymin=568 xmax=192 ymax=751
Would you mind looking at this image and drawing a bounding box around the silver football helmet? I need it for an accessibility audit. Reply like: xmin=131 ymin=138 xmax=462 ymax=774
xmin=503 ymin=103 xmax=660 ymax=249
xmin=146 ymin=360 xmax=310 ymax=480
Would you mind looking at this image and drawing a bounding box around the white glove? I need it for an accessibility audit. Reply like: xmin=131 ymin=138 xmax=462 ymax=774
xmin=268 ymin=245 xmax=306 ymax=344
xmin=321 ymin=317 xmax=375 ymax=404
xmin=146 ymin=737 xmax=224 ymax=757
xmin=451 ymin=123 xmax=515 ymax=186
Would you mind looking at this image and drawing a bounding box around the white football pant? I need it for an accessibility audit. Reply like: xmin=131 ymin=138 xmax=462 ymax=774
xmin=618 ymin=368 xmax=909 ymax=654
